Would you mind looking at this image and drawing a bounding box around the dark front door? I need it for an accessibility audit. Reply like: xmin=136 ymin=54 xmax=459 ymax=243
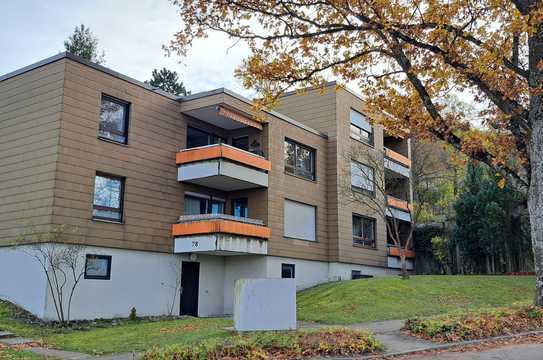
xmin=180 ymin=261 xmax=200 ymax=316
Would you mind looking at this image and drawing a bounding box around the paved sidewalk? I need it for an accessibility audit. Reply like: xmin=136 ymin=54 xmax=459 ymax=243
xmin=300 ymin=319 xmax=436 ymax=354
xmin=406 ymin=342 xmax=543 ymax=359
xmin=27 ymin=347 xmax=142 ymax=359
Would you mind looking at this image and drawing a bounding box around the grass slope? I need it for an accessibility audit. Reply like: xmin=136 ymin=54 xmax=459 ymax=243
xmin=297 ymin=275 xmax=535 ymax=324
xmin=45 ymin=317 xmax=232 ymax=355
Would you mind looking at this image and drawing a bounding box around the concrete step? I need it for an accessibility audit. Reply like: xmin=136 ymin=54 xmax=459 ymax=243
xmin=0 ymin=337 xmax=36 ymax=345
xmin=0 ymin=331 xmax=15 ymax=339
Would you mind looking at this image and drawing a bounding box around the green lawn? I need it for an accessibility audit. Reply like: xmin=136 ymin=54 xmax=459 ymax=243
xmin=297 ymin=275 xmax=535 ymax=324
xmin=45 ymin=317 xmax=232 ymax=355
xmin=0 ymin=348 xmax=44 ymax=360
xmin=0 ymin=300 xmax=232 ymax=356
xmin=0 ymin=275 xmax=536 ymax=356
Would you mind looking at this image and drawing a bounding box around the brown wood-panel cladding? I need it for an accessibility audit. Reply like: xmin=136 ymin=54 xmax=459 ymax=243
xmin=0 ymin=60 xmax=66 ymax=244
xmin=335 ymin=89 xmax=388 ymax=267
xmin=277 ymin=85 xmax=390 ymax=267
xmin=52 ymin=59 xmax=183 ymax=253
xmin=266 ymin=116 xmax=330 ymax=262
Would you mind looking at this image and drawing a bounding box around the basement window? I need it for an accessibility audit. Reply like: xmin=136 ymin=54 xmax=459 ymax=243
xmin=281 ymin=263 xmax=295 ymax=279
xmin=84 ymin=254 xmax=112 ymax=280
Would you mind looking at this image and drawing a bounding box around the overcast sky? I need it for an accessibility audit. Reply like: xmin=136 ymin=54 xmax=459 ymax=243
xmin=0 ymin=0 xmax=254 ymax=96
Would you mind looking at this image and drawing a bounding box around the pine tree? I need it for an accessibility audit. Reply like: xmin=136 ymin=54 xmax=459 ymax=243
xmin=64 ymin=24 xmax=105 ymax=64
xmin=146 ymin=68 xmax=188 ymax=96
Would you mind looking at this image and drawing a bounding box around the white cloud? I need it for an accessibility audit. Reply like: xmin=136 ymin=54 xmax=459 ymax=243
xmin=0 ymin=0 xmax=252 ymax=96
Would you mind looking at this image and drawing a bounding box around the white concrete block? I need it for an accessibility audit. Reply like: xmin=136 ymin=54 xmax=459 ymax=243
xmin=233 ymin=278 xmax=296 ymax=331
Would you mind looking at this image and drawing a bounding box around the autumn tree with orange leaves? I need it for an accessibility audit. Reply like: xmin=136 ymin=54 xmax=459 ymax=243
xmin=167 ymin=0 xmax=543 ymax=304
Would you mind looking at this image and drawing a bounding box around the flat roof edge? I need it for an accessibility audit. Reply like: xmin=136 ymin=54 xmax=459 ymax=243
xmin=2 ymin=52 xmax=327 ymax=138
xmin=181 ymin=88 xmax=328 ymax=139
xmin=0 ymin=52 xmax=180 ymax=100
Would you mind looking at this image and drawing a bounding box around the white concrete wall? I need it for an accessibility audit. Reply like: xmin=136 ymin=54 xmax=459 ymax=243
xmin=46 ymin=247 xmax=228 ymax=320
xmin=1 ymin=244 xmax=403 ymax=321
xmin=265 ymin=256 xmax=330 ymax=290
xmin=0 ymin=245 xmax=48 ymax=318
xmin=223 ymin=255 xmax=267 ymax=313
xmin=1 ymin=244 xmax=228 ymax=321
xmin=196 ymin=254 xmax=225 ymax=317
xmin=234 ymin=279 xmax=296 ymax=331
xmin=329 ymin=262 xmax=399 ymax=281
xmin=42 ymin=245 xmax=184 ymax=321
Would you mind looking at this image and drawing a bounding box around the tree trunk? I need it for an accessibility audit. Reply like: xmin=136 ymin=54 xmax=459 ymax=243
xmin=528 ymin=18 xmax=543 ymax=306
xmin=400 ymin=249 xmax=408 ymax=278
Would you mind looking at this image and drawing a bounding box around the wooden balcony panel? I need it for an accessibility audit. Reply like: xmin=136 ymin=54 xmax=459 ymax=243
xmin=385 ymin=148 xmax=411 ymax=168
xmin=176 ymin=144 xmax=271 ymax=171
xmin=172 ymin=220 xmax=271 ymax=239
xmin=388 ymin=246 xmax=416 ymax=258
xmin=387 ymin=196 xmax=411 ymax=212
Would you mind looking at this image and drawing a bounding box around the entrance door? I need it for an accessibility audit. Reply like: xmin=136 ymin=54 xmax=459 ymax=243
xmin=180 ymin=261 xmax=200 ymax=316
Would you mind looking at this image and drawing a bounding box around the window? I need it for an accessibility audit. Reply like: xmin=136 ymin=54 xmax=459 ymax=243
xmin=187 ymin=126 xmax=225 ymax=148
xmin=284 ymin=199 xmax=316 ymax=241
xmin=284 ymin=139 xmax=316 ymax=181
xmin=233 ymin=198 xmax=249 ymax=218
xmin=184 ymin=194 xmax=225 ymax=215
xmin=92 ymin=173 xmax=124 ymax=222
xmin=232 ymin=136 xmax=249 ymax=151
xmin=350 ymin=109 xmax=373 ymax=145
xmin=211 ymin=199 xmax=225 ymax=214
xmin=352 ymin=214 xmax=376 ymax=248
xmin=99 ymin=95 xmax=129 ymax=144
xmin=281 ymin=264 xmax=295 ymax=278
xmin=84 ymin=254 xmax=112 ymax=280
xmin=351 ymin=270 xmax=373 ymax=280
xmin=351 ymin=160 xmax=375 ymax=195
xmin=185 ymin=195 xmax=208 ymax=215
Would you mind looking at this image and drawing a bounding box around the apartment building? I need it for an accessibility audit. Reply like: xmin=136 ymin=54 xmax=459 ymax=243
xmin=0 ymin=53 xmax=414 ymax=321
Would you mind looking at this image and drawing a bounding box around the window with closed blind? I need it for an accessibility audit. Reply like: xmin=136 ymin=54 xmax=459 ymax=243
xmin=283 ymin=199 xmax=316 ymax=241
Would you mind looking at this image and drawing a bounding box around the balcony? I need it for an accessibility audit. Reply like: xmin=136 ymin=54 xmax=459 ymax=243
xmin=386 ymin=195 xmax=411 ymax=222
xmin=387 ymin=245 xmax=416 ymax=259
xmin=176 ymin=143 xmax=271 ymax=191
xmin=172 ymin=214 xmax=270 ymax=255
xmin=387 ymin=245 xmax=415 ymax=270
xmin=384 ymin=148 xmax=410 ymax=178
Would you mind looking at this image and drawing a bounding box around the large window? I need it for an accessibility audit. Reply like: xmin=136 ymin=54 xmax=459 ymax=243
xmin=93 ymin=173 xmax=125 ymax=222
xmin=232 ymin=198 xmax=249 ymax=218
xmin=281 ymin=263 xmax=295 ymax=278
xmin=350 ymin=109 xmax=373 ymax=145
xmin=352 ymin=214 xmax=376 ymax=248
xmin=232 ymin=136 xmax=249 ymax=151
xmin=187 ymin=126 xmax=225 ymax=148
xmin=184 ymin=194 xmax=225 ymax=215
xmin=351 ymin=160 xmax=375 ymax=195
xmin=99 ymin=95 xmax=129 ymax=144
xmin=84 ymin=254 xmax=112 ymax=280
xmin=284 ymin=199 xmax=316 ymax=241
xmin=284 ymin=139 xmax=316 ymax=180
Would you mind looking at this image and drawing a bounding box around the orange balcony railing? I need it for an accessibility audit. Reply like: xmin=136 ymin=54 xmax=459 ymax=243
xmin=385 ymin=148 xmax=411 ymax=168
xmin=388 ymin=246 xmax=416 ymax=259
xmin=387 ymin=196 xmax=411 ymax=212
xmin=176 ymin=143 xmax=271 ymax=171
xmin=172 ymin=215 xmax=271 ymax=239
